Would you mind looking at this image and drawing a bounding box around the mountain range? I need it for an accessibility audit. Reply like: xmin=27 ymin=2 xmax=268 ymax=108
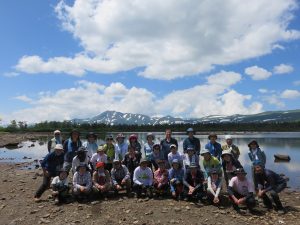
xmin=71 ymin=109 xmax=300 ymax=125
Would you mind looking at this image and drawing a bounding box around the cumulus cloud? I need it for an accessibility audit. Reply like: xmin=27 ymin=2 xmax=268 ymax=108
xmin=13 ymin=95 xmax=33 ymax=103
xmin=244 ymin=66 xmax=272 ymax=80
xmin=258 ymin=88 xmax=268 ymax=93
xmin=13 ymin=0 xmax=300 ymax=80
xmin=263 ymin=95 xmax=285 ymax=108
xmin=8 ymin=71 xmax=263 ymax=123
xmin=273 ymin=63 xmax=294 ymax=74
xmin=280 ymin=89 xmax=300 ymax=99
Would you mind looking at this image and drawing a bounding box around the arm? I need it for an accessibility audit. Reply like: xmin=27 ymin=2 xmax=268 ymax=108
xmin=73 ymin=173 xmax=82 ymax=189
xmin=92 ymin=171 xmax=98 ymax=186
xmin=47 ymin=141 xmax=51 ymax=153
xmin=110 ymin=169 xmax=117 ymax=185
xmin=86 ymin=173 xmax=92 ymax=189
xmin=261 ymin=150 xmax=266 ymax=166
xmin=183 ymin=171 xmax=190 ymax=188
xmin=215 ymin=179 xmax=222 ymax=197
xmin=123 ymin=166 xmax=131 ymax=181
xmin=147 ymin=169 xmax=153 ymax=186
xmin=207 ymin=176 xmax=216 ymax=196
xmin=133 ymin=168 xmax=142 ymax=185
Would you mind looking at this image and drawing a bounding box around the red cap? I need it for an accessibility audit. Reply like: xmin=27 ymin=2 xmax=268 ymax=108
xmin=96 ymin=162 xmax=105 ymax=169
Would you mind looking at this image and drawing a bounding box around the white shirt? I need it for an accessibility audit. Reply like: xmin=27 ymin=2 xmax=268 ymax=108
xmin=229 ymin=176 xmax=254 ymax=196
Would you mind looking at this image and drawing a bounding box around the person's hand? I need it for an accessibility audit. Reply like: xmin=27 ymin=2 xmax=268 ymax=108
xmin=188 ymin=186 xmax=195 ymax=195
xmin=121 ymin=179 xmax=126 ymax=185
xmin=158 ymin=183 xmax=162 ymax=189
xmin=237 ymin=198 xmax=245 ymax=205
xmin=171 ymin=179 xmax=175 ymax=183
xmin=52 ymin=191 xmax=59 ymax=195
xmin=116 ymin=184 xmax=122 ymax=190
xmin=80 ymin=186 xmax=85 ymax=192
xmin=213 ymin=197 xmax=219 ymax=204
xmin=258 ymin=189 xmax=265 ymax=197
xmin=43 ymin=170 xmax=49 ymax=177
xmin=203 ymin=179 xmax=208 ymax=184
xmin=172 ymin=192 xmax=176 ymax=198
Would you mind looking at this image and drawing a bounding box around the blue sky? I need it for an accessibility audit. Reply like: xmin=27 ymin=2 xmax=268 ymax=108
xmin=0 ymin=0 xmax=300 ymax=124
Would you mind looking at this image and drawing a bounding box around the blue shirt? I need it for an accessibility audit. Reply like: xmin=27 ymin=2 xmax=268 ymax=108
xmin=205 ymin=142 xmax=222 ymax=160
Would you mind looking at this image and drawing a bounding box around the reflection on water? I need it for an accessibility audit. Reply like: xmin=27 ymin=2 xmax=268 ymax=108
xmin=0 ymin=132 xmax=299 ymax=189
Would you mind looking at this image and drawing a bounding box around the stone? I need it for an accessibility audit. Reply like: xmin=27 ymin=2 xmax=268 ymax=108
xmin=30 ymin=209 xmax=40 ymax=214
xmin=91 ymin=201 xmax=100 ymax=205
xmin=125 ymin=209 xmax=131 ymax=213
xmin=133 ymin=221 xmax=139 ymax=224
xmin=42 ymin=214 xmax=50 ymax=218
xmin=145 ymin=210 xmax=153 ymax=215
xmin=174 ymin=207 xmax=181 ymax=212
xmin=39 ymin=218 xmax=50 ymax=224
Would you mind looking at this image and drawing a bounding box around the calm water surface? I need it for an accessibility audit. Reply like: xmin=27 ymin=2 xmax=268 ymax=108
xmin=0 ymin=132 xmax=299 ymax=189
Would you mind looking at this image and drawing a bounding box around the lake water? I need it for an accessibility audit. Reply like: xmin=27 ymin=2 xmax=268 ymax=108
xmin=0 ymin=132 xmax=299 ymax=189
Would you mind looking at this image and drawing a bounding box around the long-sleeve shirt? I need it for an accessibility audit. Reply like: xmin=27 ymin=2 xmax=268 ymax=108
xmin=123 ymin=152 xmax=141 ymax=174
xmin=47 ymin=137 xmax=62 ymax=153
xmin=154 ymin=168 xmax=169 ymax=185
xmin=222 ymin=158 xmax=243 ymax=184
xmin=82 ymin=141 xmax=98 ymax=159
xmin=149 ymin=151 xmax=164 ymax=170
xmin=222 ymin=144 xmax=240 ymax=159
xmin=111 ymin=165 xmax=130 ymax=185
xmin=115 ymin=142 xmax=128 ymax=161
xmin=90 ymin=153 xmax=108 ymax=168
xmin=167 ymin=152 xmax=183 ymax=167
xmin=207 ymin=176 xmax=222 ymax=198
xmin=92 ymin=170 xmax=111 ymax=186
xmin=133 ymin=166 xmax=153 ymax=186
xmin=160 ymin=138 xmax=178 ymax=160
xmin=51 ymin=176 xmax=69 ymax=189
xmin=202 ymin=156 xmax=222 ymax=178
xmin=248 ymin=148 xmax=266 ymax=166
xmin=205 ymin=142 xmax=222 ymax=160
xmin=228 ymin=176 xmax=254 ymax=196
xmin=168 ymin=168 xmax=184 ymax=192
xmin=254 ymin=169 xmax=286 ymax=192
xmin=73 ymin=171 xmax=92 ymax=190
xmin=183 ymin=154 xmax=200 ymax=170
xmin=183 ymin=169 xmax=204 ymax=188
xmin=144 ymin=142 xmax=154 ymax=160
xmin=104 ymin=144 xmax=115 ymax=163
xmin=71 ymin=155 xmax=90 ymax=174
xmin=182 ymin=137 xmax=200 ymax=155
xmin=41 ymin=152 xmax=64 ymax=176
xmin=63 ymin=139 xmax=82 ymax=163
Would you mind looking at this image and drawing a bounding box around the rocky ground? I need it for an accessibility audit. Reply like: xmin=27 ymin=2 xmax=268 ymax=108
xmin=0 ymin=132 xmax=49 ymax=148
xmin=0 ymin=163 xmax=299 ymax=225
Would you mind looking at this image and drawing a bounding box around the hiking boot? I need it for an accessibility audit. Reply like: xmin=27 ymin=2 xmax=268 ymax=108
xmin=277 ymin=208 xmax=286 ymax=215
xmin=54 ymin=197 xmax=60 ymax=205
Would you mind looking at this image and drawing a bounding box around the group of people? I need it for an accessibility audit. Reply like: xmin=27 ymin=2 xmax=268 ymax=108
xmin=35 ymin=128 xmax=288 ymax=214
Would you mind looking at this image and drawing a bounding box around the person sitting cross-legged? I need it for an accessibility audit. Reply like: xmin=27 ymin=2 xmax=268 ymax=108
xmin=153 ymin=160 xmax=169 ymax=198
xmin=51 ymin=168 xmax=70 ymax=205
xmin=228 ymin=168 xmax=256 ymax=213
xmin=183 ymin=163 xmax=205 ymax=203
xmin=169 ymin=159 xmax=185 ymax=200
xmin=73 ymin=163 xmax=92 ymax=201
xmin=92 ymin=162 xmax=111 ymax=198
xmin=111 ymin=159 xmax=131 ymax=196
xmin=253 ymin=160 xmax=288 ymax=214
xmin=133 ymin=158 xmax=154 ymax=198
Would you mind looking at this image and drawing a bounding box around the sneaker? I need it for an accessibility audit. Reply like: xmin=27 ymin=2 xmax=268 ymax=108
xmin=34 ymin=197 xmax=41 ymax=203
xmin=54 ymin=198 xmax=60 ymax=205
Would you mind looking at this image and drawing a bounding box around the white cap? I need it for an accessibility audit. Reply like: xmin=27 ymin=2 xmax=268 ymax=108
xmin=54 ymin=130 xmax=61 ymax=135
xmin=54 ymin=144 xmax=64 ymax=150
xmin=225 ymin=135 xmax=232 ymax=140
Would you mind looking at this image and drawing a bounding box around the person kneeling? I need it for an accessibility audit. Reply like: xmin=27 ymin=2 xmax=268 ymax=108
xmin=73 ymin=163 xmax=92 ymax=201
xmin=169 ymin=159 xmax=185 ymax=200
xmin=133 ymin=159 xmax=154 ymax=198
xmin=51 ymin=168 xmax=70 ymax=204
xmin=228 ymin=168 xmax=256 ymax=213
xmin=93 ymin=162 xmax=111 ymax=198
xmin=153 ymin=160 xmax=169 ymax=197
xmin=253 ymin=160 xmax=287 ymax=214
xmin=183 ymin=163 xmax=205 ymax=203
xmin=111 ymin=159 xmax=131 ymax=196
xmin=207 ymin=168 xmax=223 ymax=206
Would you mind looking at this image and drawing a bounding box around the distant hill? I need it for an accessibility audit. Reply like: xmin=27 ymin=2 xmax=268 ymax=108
xmin=71 ymin=109 xmax=300 ymax=125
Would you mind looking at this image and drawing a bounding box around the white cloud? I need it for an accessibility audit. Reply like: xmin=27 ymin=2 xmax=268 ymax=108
xmin=263 ymin=95 xmax=285 ymax=108
xmin=258 ymin=88 xmax=268 ymax=93
xmin=13 ymin=95 xmax=33 ymax=103
xmin=244 ymin=65 xmax=272 ymax=80
xmin=4 ymin=71 xmax=263 ymax=123
xmin=273 ymin=63 xmax=294 ymax=74
xmin=13 ymin=0 xmax=300 ymax=80
xmin=280 ymin=89 xmax=300 ymax=99
xmin=3 ymin=72 xmax=20 ymax=77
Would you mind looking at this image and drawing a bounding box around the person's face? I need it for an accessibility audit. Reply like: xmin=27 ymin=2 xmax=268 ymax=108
xmin=187 ymin=150 xmax=194 ymax=156
xmin=203 ymin=153 xmax=211 ymax=161
xmin=98 ymin=150 xmax=104 ymax=155
xmin=226 ymin=139 xmax=232 ymax=145
xmin=72 ymin=132 xmax=79 ymax=140
xmin=209 ymin=136 xmax=216 ymax=143
xmin=211 ymin=173 xmax=218 ymax=180
xmin=172 ymin=163 xmax=179 ymax=169
xmin=114 ymin=163 xmax=121 ymax=169
xmin=250 ymin=143 xmax=257 ymax=149
xmin=165 ymin=130 xmax=171 ymax=139
xmin=117 ymin=138 xmax=124 ymax=144
xmin=88 ymin=136 xmax=95 ymax=142
xmin=254 ymin=165 xmax=263 ymax=174
xmin=55 ymin=149 xmax=63 ymax=156
xmin=79 ymin=167 xmax=86 ymax=174
xmin=59 ymin=171 xmax=68 ymax=180
xmin=140 ymin=162 xmax=147 ymax=169
xmin=188 ymin=132 xmax=193 ymax=138
xmin=55 ymin=133 xmax=60 ymax=138
xmin=191 ymin=167 xmax=197 ymax=173
xmin=158 ymin=163 xmax=165 ymax=170
xmin=107 ymin=138 xmax=113 ymax=144
xmin=153 ymin=147 xmax=159 ymax=154
xmin=147 ymin=136 xmax=153 ymax=142
xmin=171 ymin=147 xmax=177 ymax=154
xmin=237 ymin=173 xmax=245 ymax=181
xmin=78 ymin=152 xmax=86 ymax=160
xmin=97 ymin=167 xmax=104 ymax=172
xmin=128 ymin=148 xmax=135 ymax=155
xmin=223 ymin=154 xmax=231 ymax=162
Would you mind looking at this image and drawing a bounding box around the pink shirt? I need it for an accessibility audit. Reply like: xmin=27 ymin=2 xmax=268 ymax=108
xmin=229 ymin=176 xmax=254 ymax=196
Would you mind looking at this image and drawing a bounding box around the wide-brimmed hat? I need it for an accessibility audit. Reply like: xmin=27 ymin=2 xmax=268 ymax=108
xmin=172 ymin=159 xmax=179 ymax=165
xmin=187 ymin=145 xmax=195 ymax=151
xmin=77 ymin=146 xmax=88 ymax=153
xmin=208 ymin=133 xmax=217 ymax=139
xmin=253 ymin=160 xmax=263 ymax=167
xmin=96 ymin=161 xmax=105 ymax=169
xmin=54 ymin=130 xmax=61 ymax=135
xmin=186 ymin=128 xmax=195 ymax=134
xmin=153 ymin=143 xmax=160 ymax=149
xmin=116 ymin=133 xmax=125 ymax=140
xmin=76 ymin=163 xmax=89 ymax=171
xmin=170 ymin=144 xmax=177 ymax=149
xmin=200 ymin=149 xmax=211 ymax=156
xmin=86 ymin=132 xmax=97 ymax=139
xmin=140 ymin=158 xmax=148 ymax=165
xmin=235 ymin=168 xmax=247 ymax=175
xmin=97 ymin=145 xmax=105 ymax=152
xmin=221 ymin=150 xmax=233 ymax=158
xmin=54 ymin=144 xmax=64 ymax=150
xmin=106 ymin=135 xmax=114 ymax=140
xmin=129 ymin=134 xmax=138 ymax=141
xmin=113 ymin=159 xmax=120 ymax=164
xmin=210 ymin=168 xmax=219 ymax=174
xmin=225 ymin=135 xmax=232 ymax=140
xmin=248 ymin=140 xmax=259 ymax=148
xmin=146 ymin=133 xmax=155 ymax=139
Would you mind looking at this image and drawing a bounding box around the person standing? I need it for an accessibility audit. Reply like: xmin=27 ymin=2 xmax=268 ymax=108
xmin=160 ymin=128 xmax=178 ymax=161
xmin=183 ymin=128 xmax=200 ymax=155
xmin=103 ymin=135 xmax=115 ymax=171
xmin=48 ymin=130 xmax=63 ymax=153
xmin=115 ymin=133 xmax=128 ymax=161
xmin=144 ymin=133 xmax=155 ymax=161
xmin=129 ymin=134 xmax=142 ymax=153
xmin=34 ymin=144 xmax=64 ymax=202
xmin=205 ymin=133 xmax=222 ymax=161
xmin=82 ymin=132 xmax=98 ymax=160
xmin=63 ymin=130 xmax=82 ymax=172
xmin=222 ymin=135 xmax=240 ymax=159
